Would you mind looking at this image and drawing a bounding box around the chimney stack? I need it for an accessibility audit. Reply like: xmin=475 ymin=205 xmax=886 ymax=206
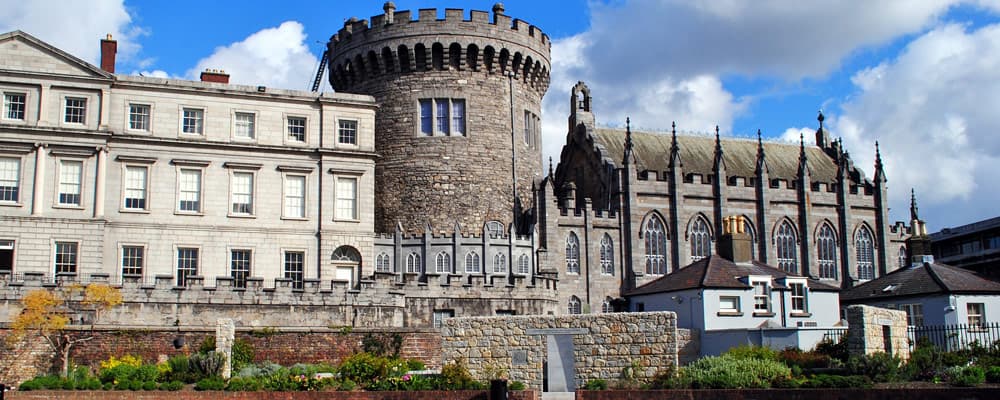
xmin=200 ymin=69 xmax=230 ymax=84
xmin=718 ymin=216 xmax=752 ymax=263
xmin=100 ymin=34 xmax=117 ymax=73
xmin=906 ymin=190 xmax=933 ymax=266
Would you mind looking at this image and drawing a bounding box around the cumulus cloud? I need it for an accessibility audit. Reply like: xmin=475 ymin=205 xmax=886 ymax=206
xmin=779 ymin=127 xmax=816 ymax=144
xmin=0 ymin=0 xmax=140 ymax=65
xmin=833 ymin=23 xmax=1000 ymax=228
xmin=186 ymin=21 xmax=318 ymax=90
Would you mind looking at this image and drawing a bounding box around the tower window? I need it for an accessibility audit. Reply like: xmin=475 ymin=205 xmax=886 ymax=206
xmin=418 ymin=98 xmax=466 ymax=136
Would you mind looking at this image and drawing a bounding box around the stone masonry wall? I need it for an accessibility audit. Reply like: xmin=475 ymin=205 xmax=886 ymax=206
xmin=441 ymin=312 xmax=678 ymax=390
xmin=846 ymin=305 xmax=910 ymax=361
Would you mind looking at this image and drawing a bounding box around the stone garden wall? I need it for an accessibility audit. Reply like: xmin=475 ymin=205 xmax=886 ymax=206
xmin=846 ymin=305 xmax=910 ymax=361
xmin=441 ymin=312 xmax=678 ymax=390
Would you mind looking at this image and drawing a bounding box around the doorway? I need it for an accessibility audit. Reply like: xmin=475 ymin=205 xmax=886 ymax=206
xmin=545 ymin=334 xmax=576 ymax=392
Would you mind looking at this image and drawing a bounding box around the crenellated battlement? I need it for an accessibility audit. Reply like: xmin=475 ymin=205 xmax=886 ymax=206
xmin=327 ymin=3 xmax=552 ymax=94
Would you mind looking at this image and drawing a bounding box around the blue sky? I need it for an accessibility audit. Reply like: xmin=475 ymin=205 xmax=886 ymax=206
xmin=4 ymin=0 xmax=1000 ymax=231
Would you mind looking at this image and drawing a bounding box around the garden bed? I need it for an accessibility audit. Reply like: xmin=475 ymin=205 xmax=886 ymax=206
xmin=576 ymin=388 xmax=999 ymax=400
xmin=5 ymin=390 xmax=539 ymax=400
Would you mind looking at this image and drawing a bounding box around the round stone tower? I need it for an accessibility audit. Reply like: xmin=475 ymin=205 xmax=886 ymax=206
xmin=327 ymin=2 xmax=551 ymax=234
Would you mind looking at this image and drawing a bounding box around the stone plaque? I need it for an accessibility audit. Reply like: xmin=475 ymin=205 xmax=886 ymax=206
xmin=877 ymin=318 xmax=893 ymax=326
xmin=512 ymin=349 xmax=528 ymax=365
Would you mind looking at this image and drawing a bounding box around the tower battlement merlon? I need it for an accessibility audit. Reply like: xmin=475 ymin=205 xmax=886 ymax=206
xmin=332 ymin=7 xmax=550 ymax=49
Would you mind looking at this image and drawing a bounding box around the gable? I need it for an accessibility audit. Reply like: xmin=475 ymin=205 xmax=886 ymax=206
xmin=0 ymin=32 xmax=110 ymax=79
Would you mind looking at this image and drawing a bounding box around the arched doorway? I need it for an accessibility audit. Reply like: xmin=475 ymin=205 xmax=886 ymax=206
xmin=331 ymin=245 xmax=361 ymax=288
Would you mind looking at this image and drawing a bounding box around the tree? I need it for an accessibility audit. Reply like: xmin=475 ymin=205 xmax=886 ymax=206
xmin=10 ymin=284 xmax=123 ymax=376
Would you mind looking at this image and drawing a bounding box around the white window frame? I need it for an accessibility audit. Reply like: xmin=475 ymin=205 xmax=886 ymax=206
xmin=750 ymin=277 xmax=772 ymax=314
xmin=435 ymin=251 xmax=451 ymax=273
xmin=283 ymin=249 xmax=306 ymax=289
xmin=719 ymin=296 xmax=741 ymax=313
xmin=127 ymin=102 xmax=152 ymax=132
xmin=856 ymin=227 xmax=876 ymax=281
xmin=817 ymin=224 xmax=838 ymax=280
xmin=775 ymin=220 xmax=798 ymax=274
xmin=432 ymin=309 xmax=455 ymax=328
xmin=63 ymin=96 xmax=87 ymax=125
xmin=899 ymin=303 xmax=924 ymax=327
xmin=175 ymin=165 xmax=204 ymax=214
xmin=175 ymin=246 xmax=200 ymax=287
xmin=405 ymin=252 xmax=421 ymax=274
xmin=233 ymin=111 xmax=256 ymax=141
xmin=690 ymin=216 xmax=712 ymax=262
xmin=228 ymin=170 xmax=255 ymax=217
xmin=286 ymin=115 xmax=307 ymax=144
xmin=967 ymin=303 xmax=985 ymax=328
xmin=565 ymin=232 xmax=580 ymax=274
xmin=644 ymin=215 xmax=668 ymax=275
xmin=180 ymin=107 xmax=205 ymax=136
xmin=282 ymin=173 xmax=307 ymax=219
xmin=337 ymin=119 xmax=358 ymax=145
xmin=492 ymin=253 xmax=507 ymax=274
xmin=229 ymin=248 xmax=253 ymax=288
xmin=375 ymin=253 xmax=391 ymax=273
xmin=417 ymin=98 xmax=466 ymax=136
xmin=56 ymin=159 xmax=83 ymax=207
xmin=3 ymin=91 xmax=27 ymax=121
xmin=465 ymin=251 xmax=481 ymax=274
xmin=600 ymin=234 xmax=614 ymax=276
xmin=53 ymin=240 xmax=79 ymax=275
xmin=568 ymin=296 xmax=582 ymax=315
xmin=334 ymin=175 xmax=359 ymax=221
xmin=516 ymin=254 xmax=530 ymax=275
xmin=0 ymin=156 xmax=21 ymax=205
xmin=121 ymin=164 xmax=149 ymax=211
xmin=0 ymin=239 xmax=15 ymax=274
xmin=120 ymin=243 xmax=145 ymax=278
xmin=788 ymin=280 xmax=808 ymax=314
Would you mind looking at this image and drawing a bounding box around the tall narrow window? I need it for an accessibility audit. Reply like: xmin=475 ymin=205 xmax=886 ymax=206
xmin=435 ymin=252 xmax=451 ymax=273
xmin=283 ymin=175 xmax=305 ymax=218
xmin=230 ymin=249 xmax=251 ymax=288
xmin=335 ymin=177 xmax=358 ymax=220
xmin=121 ymin=245 xmax=144 ymax=276
xmin=856 ymin=227 xmax=875 ymax=280
xmin=517 ymin=254 xmax=530 ymax=275
xmin=288 ymin=116 xmax=307 ymax=143
xmin=600 ymin=234 xmax=614 ymax=275
xmin=405 ymin=252 xmax=421 ymax=273
xmin=568 ymin=296 xmax=582 ymax=314
xmin=435 ymin=98 xmax=449 ymax=135
xmin=465 ymin=251 xmax=481 ymax=273
xmin=54 ymin=242 xmax=78 ymax=274
xmin=451 ymin=99 xmax=465 ymax=135
xmin=817 ymin=224 xmax=838 ymax=279
xmin=123 ymin=166 xmax=147 ymax=210
xmin=775 ymin=221 xmax=798 ymax=273
xmin=3 ymin=93 xmax=26 ymax=120
xmin=182 ymin=108 xmax=203 ymax=135
xmin=375 ymin=253 xmax=391 ymax=273
xmin=753 ymin=281 xmax=770 ymax=312
xmin=690 ymin=217 xmax=711 ymax=261
xmin=898 ymin=246 xmax=907 ymax=269
xmin=230 ymin=172 xmax=254 ymax=215
xmin=968 ymin=303 xmax=985 ymax=328
xmin=284 ymin=251 xmax=305 ymax=289
xmin=419 ymin=99 xmax=432 ymax=135
xmin=128 ymin=104 xmax=151 ymax=131
xmin=565 ymin=232 xmax=580 ymax=274
xmin=64 ymin=97 xmax=86 ymax=124
xmin=0 ymin=157 xmax=19 ymax=202
xmin=337 ymin=120 xmax=357 ymax=145
xmin=789 ymin=282 xmax=807 ymax=313
xmin=644 ymin=215 xmax=667 ymax=275
xmin=234 ymin=112 xmax=255 ymax=139
xmin=493 ymin=253 xmax=507 ymax=274
xmin=601 ymin=297 xmax=613 ymax=313
xmin=523 ymin=110 xmax=532 ymax=145
xmin=176 ymin=248 xmax=198 ymax=286
xmin=900 ymin=304 xmax=923 ymax=326
xmin=178 ymin=169 xmax=201 ymax=212
xmin=58 ymin=160 xmax=82 ymax=206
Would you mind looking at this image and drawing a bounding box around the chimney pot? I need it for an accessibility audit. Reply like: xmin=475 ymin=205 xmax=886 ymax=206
xmin=100 ymin=34 xmax=117 ymax=73
xmin=719 ymin=215 xmax=752 ymax=263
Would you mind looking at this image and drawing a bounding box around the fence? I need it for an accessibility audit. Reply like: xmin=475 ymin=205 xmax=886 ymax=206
xmin=821 ymin=322 xmax=1000 ymax=352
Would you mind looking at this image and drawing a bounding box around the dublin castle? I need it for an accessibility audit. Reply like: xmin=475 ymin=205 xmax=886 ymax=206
xmin=0 ymin=3 xmax=909 ymax=328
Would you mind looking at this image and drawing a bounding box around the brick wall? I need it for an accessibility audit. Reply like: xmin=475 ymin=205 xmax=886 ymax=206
xmin=7 ymin=390 xmax=539 ymax=400
xmin=576 ymin=389 xmax=998 ymax=400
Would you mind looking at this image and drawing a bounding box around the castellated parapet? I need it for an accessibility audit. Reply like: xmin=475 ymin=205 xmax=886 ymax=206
xmin=328 ymin=3 xmax=552 ymax=235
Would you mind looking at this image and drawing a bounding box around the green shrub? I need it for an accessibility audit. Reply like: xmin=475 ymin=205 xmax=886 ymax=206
xmin=815 ymin=336 xmax=849 ymax=363
xmin=724 ymin=345 xmax=779 ymax=361
xmin=132 ymin=364 xmax=160 ymax=383
xmin=802 ymin=374 xmax=873 ymax=389
xmin=102 ymin=382 xmax=113 ymax=390
xmin=28 ymin=375 xmax=65 ymax=390
xmin=164 ymin=355 xmax=198 ymax=383
xmin=904 ymin=339 xmax=967 ymax=381
xmin=846 ymin=352 xmax=902 ymax=382
xmin=646 ymin=366 xmax=678 ymax=389
xmin=779 ymin=348 xmax=832 ymax=370
xmin=100 ymin=364 xmax=137 ymax=384
xmin=406 ymin=359 xmax=426 ymax=371
xmin=681 ymin=355 xmax=791 ymax=389
xmin=986 ymin=366 xmax=1000 ymax=383
xmin=190 ymin=351 xmax=226 ymax=377
xmin=194 ymin=377 xmax=226 ymax=391
xmin=509 ymin=380 xmax=526 ymax=390
xmin=160 ymin=381 xmax=184 ymax=391
xmin=82 ymin=378 xmax=102 ymax=390
xmin=440 ymin=360 xmax=476 ymax=390
xmin=340 ymin=379 xmax=357 ymax=391
xmin=128 ymin=380 xmax=143 ymax=390
xmin=338 ymin=353 xmax=387 ymax=384
xmin=61 ymin=379 xmax=76 ymax=390
xmin=583 ymin=379 xmax=608 ymax=390
xmin=18 ymin=379 xmax=41 ymax=391
xmin=226 ymin=377 xmax=264 ymax=391
xmin=141 ymin=381 xmax=157 ymax=390
xmin=231 ymin=339 xmax=255 ymax=371
xmin=944 ymin=365 xmax=986 ymax=387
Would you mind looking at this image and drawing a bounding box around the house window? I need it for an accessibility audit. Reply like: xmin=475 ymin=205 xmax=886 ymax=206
xmin=433 ymin=309 xmax=454 ymax=328
xmin=283 ymin=175 xmax=305 ymax=218
xmin=601 ymin=297 xmax=613 ymax=313
xmin=789 ymin=282 xmax=808 ymax=313
xmin=775 ymin=220 xmax=798 ymax=274
xmin=493 ymin=253 xmax=507 ymax=274
xmin=335 ymin=177 xmax=358 ymax=220
xmin=284 ymin=251 xmax=305 ymax=289
xmin=54 ymin=241 xmax=78 ymax=274
xmin=465 ymin=251 xmax=481 ymax=273
xmin=435 ymin=252 xmax=451 ymax=273
xmin=856 ymin=227 xmax=875 ymax=280
xmin=0 ymin=157 xmax=20 ymax=202
xmin=121 ymin=245 xmax=144 ymax=276
xmin=817 ymin=224 xmax=838 ymax=279
xmin=230 ymin=249 xmax=252 ymax=288
xmin=485 ymin=221 xmax=504 ymax=238
xmin=690 ymin=216 xmax=712 ymax=262
xmin=234 ymin=112 xmax=255 ymax=139
xmin=176 ymin=248 xmax=198 ymax=286
xmin=517 ymin=254 xmax=530 ymax=275
xmin=182 ymin=108 xmax=204 ymax=135
xmin=968 ymin=303 xmax=985 ymax=327
xmin=898 ymin=246 xmax=907 ymax=269
xmin=375 ymin=253 xmax=391 ymax=273
xmin=0 ymin=240 xmax=13 ymax=274
xmin=178 ymin=168 xmax=202 ymax=212
xmin=288 ymin=117 xmax=307 ymax=142
xmin=3 ymin=93 xmax=25 ymax=120
xmin=337 ymin=120 xmax=357 ymax=145
xmin=418 ymin=98 xmax=466 ymax=136
xmin=600 ymin=234 xmax=614 ymax=275
xmin=899 ymin=303 xmax=924 ymax=326
xmin=58 ymin=160 xmax=82 ymax=206
xmin=123 ymin=166 xmax=147 ymax=210
xmin=720 ymin=296 xmax=740 ymax=313
xmin=753 ymin=281 xmax=770 ymax=313
xmin=128 ymin=104 xmax=151 ymax=131
xmin=644 ymin=215 xmax=667 ymax=275
xmin=405 ymin=252 xmax=421 ymax=273
xmin=565 ymin=232 xmax=580 ymax=274
xmin=64 ymin=97 xmax=86 ymax=124
xmin=568 ymin=296 xmax=582 ymax=315
xmin=523 ymin=110 xmax=538 ymax=147
xmin=230 ymin=172 xmax=254 ymax=215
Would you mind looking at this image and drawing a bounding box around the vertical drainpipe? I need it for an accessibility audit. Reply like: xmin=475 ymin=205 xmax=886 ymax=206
xmin=316 ymin=97 xmax=324 ymax=280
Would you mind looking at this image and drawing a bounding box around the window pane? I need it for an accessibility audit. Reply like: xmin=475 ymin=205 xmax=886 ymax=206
xmin=776 ymin=221 xmax=798 ymax=273
xmin=124 ymin=166 xmax=147 ymax=209
xmin=338 ymin=120 xmax=357 ymax=144
xmin=435 ymin=98 xmax=449 ymax=134
xmin=230 ymin=249 xmax=251 ymax=288
xmin=419 ymin=99 xmax=432 ymax=135
xmin=182 ymin=108 xmax=204 ymax=134
xmin=4 ymin=93 xmax=26 ymax=120
xmin=856 ymin=228 xmax=875 ymax=280
xmin=234 ymin=112 xmax=255 ymax=139
xmin=0 ymin=157 xmax=19 ymax=202
xmin=54 ymin=242 xmax=78 ymax=274
xmin=335 ymin=177 xmax=357 ymax=220
xmin=177 ymin=248 xmax=199 ymax=286
xmin=288 ymin=117 xmax=307 ymax=142
xmin=58 ymin=161 xmax=82 ymax=205
xmin=566 ymin=233 xmax=579 ymax=274
xmin=817 ymin=224 xmax=838 ymax=279
xmin=230 ymin=172 xmax=254 ymax=215
xmin=179 ymin=169 xmax=201 ymax=212
xmin=451 ymin=99 xmax=465 ymax=135
xmin=284 ymin=175 xmax=305 ymax=218
xmin=121 ymin=246 xmax=144 ymax=276
xmin=129 ymin=104 xmax=150 ymax=131
xmin=64 ymin=97 xmax=86 ymax=124
xmin=645 ymin=216 xmax=667 ymax=275
xmin=284 ymin=251 xmax=305 ymax=289
xmin=465 ymin=252 xmax=480 ymax=273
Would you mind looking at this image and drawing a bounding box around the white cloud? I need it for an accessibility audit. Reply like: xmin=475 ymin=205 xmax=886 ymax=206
xmin=0 ymin=0 xmax=139 ymax=65
xmin=833 ymin=23 xmax=1000 ymax=228
xmin=185 ymin=21 xmax=318 ymax=90
xmin=779 ymin=127 xmax=816 ymax=144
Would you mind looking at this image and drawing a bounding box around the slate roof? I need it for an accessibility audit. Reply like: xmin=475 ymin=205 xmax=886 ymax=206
xmin=593 ymin=128 xmax=841 ymax=183
xmin=625 ymin=255 xmax=841 ymax=296
xmin=840 ymin=262 xmax=1000 ymax=303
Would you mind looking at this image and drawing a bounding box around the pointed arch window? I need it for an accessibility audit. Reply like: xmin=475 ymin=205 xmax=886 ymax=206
xmin=465 ymin=251 xmax=481 ymax=274
xmin=856 ymin=227 xmax=875 ymax=280
xmin=690 ymin=216 xmax=712 ymax=262
xmin=775 ymin=221 xmax=798 ymax=273
xmin=435 ymin=251 xmax=451 ymax=273
xmin=493 ymin=253 xmax=507 ymax=274
xmin=817 ymin=224 xmax=838 ymax=279
xmin=405 ymin=252 xmax=421 ymax=274
xmin=568 ymin=296 xmax=582 ymax=315
xmin=742 ymin=218 xmax=757 ymax=260
xmin=375 ymin=253 xmax=391 ymax=273
xmin=601 ymin=297 xmax=614 ymax=313
xmin=517 ymin=254 xmax=530 ymax=275
xmin=600 ymin=234 xmax=614 ymax=275
xmin=644 ymin=215 xmax=667 ymax=275
xmin=566 ymin=232 xmax=580 ymax=274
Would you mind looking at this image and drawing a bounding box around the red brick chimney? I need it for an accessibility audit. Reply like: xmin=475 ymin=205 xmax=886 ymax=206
xmin=100 ymin=34 xmax=117 ymax=73
xmin=200 ymin=69 xmax=230 ymax=84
